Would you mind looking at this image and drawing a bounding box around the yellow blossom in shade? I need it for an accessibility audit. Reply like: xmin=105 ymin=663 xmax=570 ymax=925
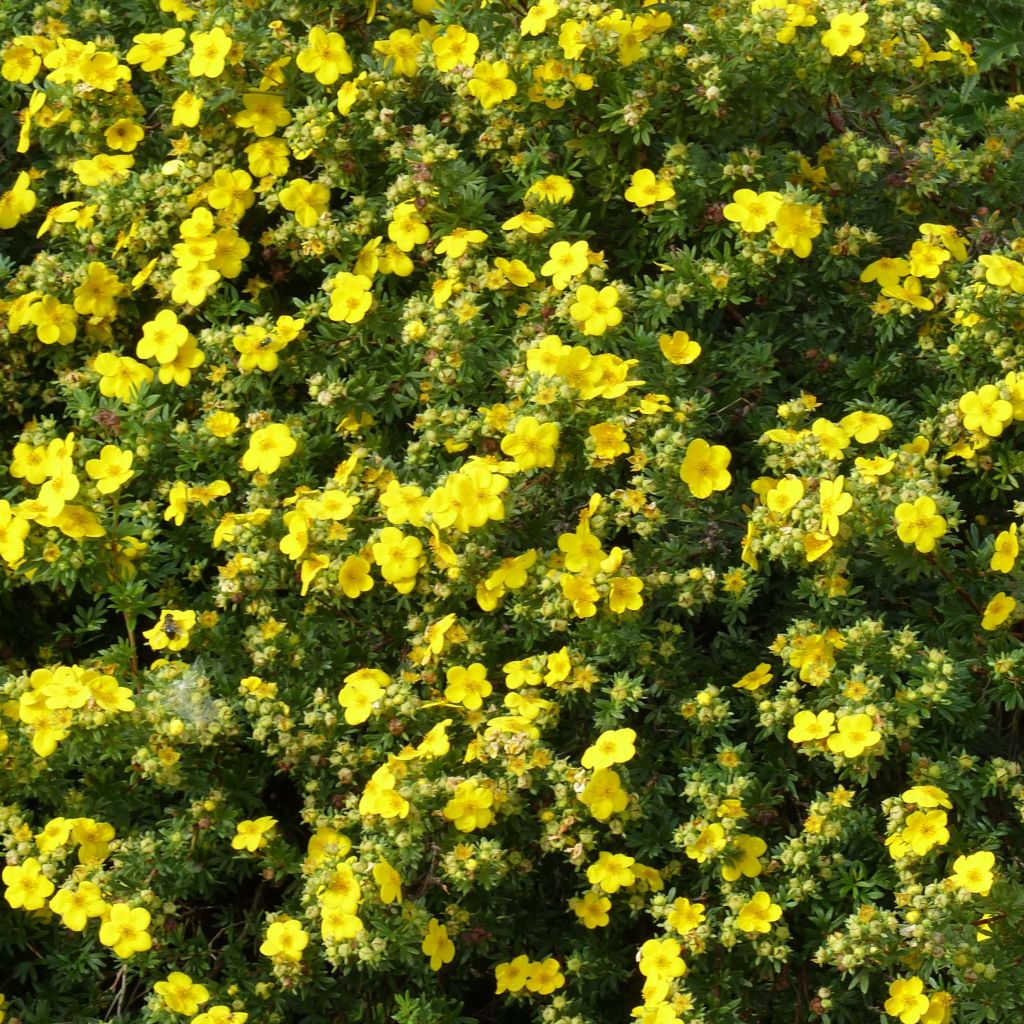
xmin=85 ymin=445 xmax=134 ymax=494
xmin=234 ymin=93 xmax=291 ymax=137
xmin=589 ymin=422 xmax=630 ymax=461
xmin=608 ymin=576 xmax=644 ymax=614
xmin=98 ymin=904 xmax=153 ymax=958
xmin=297 ymin=27 xmax=352 ymax=84
xmin=821 ymin=11 xmax=868 ymax=57
xmin=246 ymin=137 xmax=290 ymax=178
xmin=959 ymin=385 xmax=1013 ymax=437
xmin=766 ymin=476 xmax=805 ymax=515
xmin=658 ymin=330 xmax=701 ymax=364
xmin=679 ymin=438 xmax=732 ymax=499
xmin=188 ymin=27 xmax=232 ymax=78
xmin=279 ymin=179 xmax=331 ymax=228
xmin=884 ymin=978 xmax=930 ymax=1024
xmin=570 ymin=890 xmax=611 ymax=928
xmin=723 ymin=189 xmax=782 ymax=233
xmin=468 ymin=60 xmax=517 ymax=108
xmin=260 ymin=919 xmax=308 ymax=962
xmin=581 ymin=727 xmax=636 ymax=770
xmin=586 ymin=851 xmax=636 ymax=893
xmin=241 ymin=423 xmax=297 ymax=475
xmin=922 ymin=992 xmax=954 ymax=1024
xmin=526 ymin=174 xmax=574 ymax=203
xmin=949 ymin=851 xmax=995 ymax=895
xmin=421 ymin=918 xmax=455 ymax=970
xmin=818 ymin=475 xmax=852 ymax=535
xmin=900 ymin=810 xmax=950 ymax=856
xmin=624 ymin=169 xmax=675 ymax=208
xmin=901 ymin=785 xmax=950 ymax=808
xmin=74 ymin=261 xmax=122 ymax=318
xmin=772 ymin=200 xmax=825 ymax=257
xmin=787 ymin=709 xmax=836 ymax=743
xmin=860 ymin=256 xmax=911 ymax=289
xmin=666 ymin=897 xmax=705 ymax=934
xmin=49 ymin=881 xmax=105 ymax=931
xmin=684 ymin=823 xmax=726 ymax=862
xmin=894 ymin=495 xmax=947 ymax=553
xmin=231 ymin=816 xmax=277 ymax=852
xmin=526 ymin=958 xmax=565 ymax=995
xmin=495 ymin=954 xmax=532 ymax=993
xmin=372 ymin=861 xmax=402 ymax=904
xmin=990 ymin=524 xmax=1018 ymax=572
xmin=154 ymin=973 xmax=211 ymax=1016
xmin=3 ymin=857 xmax=55 ymax=910
xmin=193 ymin=1008 xmax=248 ymax=1024
xmin=338 ymin=554 xmax=374 ymax=598
xmin=721 ymin=834 xmax=767 ymax=881
xmin=105 ymin=119 xmax=144 ymax=152
xmin=825 ymin=713 xmax=880 ymax=757
xmin=579 ymin=767 xmax=629 ymax=820
xmin=501 ymin=210 xmax=554 ymax=234
xmin=734 ymin=663 xmax=773 ymax=691
xmin=171 ymin=90 xmax=204 ymax=127
xmin=736 ymin=891 xmax=782 ymax=934
xmin=501 ymin=416 xmax=559 ymax=471
xmin=981 ymin=592 xmax=1016 ymax=630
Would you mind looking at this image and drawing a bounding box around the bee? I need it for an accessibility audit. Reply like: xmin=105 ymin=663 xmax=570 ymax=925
xmin=161 ymin=614 xmax=182 ymax=639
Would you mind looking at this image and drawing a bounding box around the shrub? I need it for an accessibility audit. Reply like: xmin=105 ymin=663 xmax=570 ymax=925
xmin=1 ymin=1 xmax=1023 ymax=1022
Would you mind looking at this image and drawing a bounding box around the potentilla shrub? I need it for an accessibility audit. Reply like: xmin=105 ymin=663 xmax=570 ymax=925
xmin=1 ymin=0 xmax=1023 ymax=1022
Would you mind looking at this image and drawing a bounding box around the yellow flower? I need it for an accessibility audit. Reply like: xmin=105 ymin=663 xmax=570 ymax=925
xmin=624 ymin=168 xmax=675 ymax=208
xmin=821 ymin=12 xmax=868 ymax=58
xmin=231 ymin=816 xmax=277 ymax=852
xmin=787 ymin=709 xmax=835 ymax=743
xmin=431 ymin=25 xmax=479 ymax=71
xmin=825 ymin=713 xmax=880 ymax=758
xmin=894 ymin=495 xmax=946 ymax=553
xmin=443 ymin=779 xmax=494 ymax=831
xmin=188 ymin=27 xmax=232 ymax=78
xmin=569 ymin=284 xmax=622 ymax=335
xmin=98 ymin=904 xmax=153 ymax=958
xmin=501 ymin=416 xmax=559 ymax=471
xmin=679 ymin=439 xmax=732 ymax=499
xmin=279 ymin=179 xmax=331 ymax=228
xmin=297 ymin=26 xmax=352 ymax=84
xmin=421 ymin=918 xmax=455 ymax=970
xmin=959 ymin=385 xmax=1013 ymax=437
xmin=990 ymin=524 xmax=1018 ymax=572
xmin=722 ymin=189 xmax=782 ymax=233
xmin=260 ymin=919 xmax=308 ymax=962
xmin=581 ymin=727 xmax=636 ymax=770
xmin=154 ymin=972 xmax=211 ymax=1016
xmin=658 ymin=330 xmax=701 ymax=364
xmin=666 ymin=897 xmax=705 ymax=933
xmin=569 ymin=891 xmax=611 ymax=928
xmin=734 ymin=663 xmax=773 ymax=691
xmin=172 ymin=91 xmax=204 ymax=127
xmin=981 ymin=591 xmax=1016 ymax=630
xmin=468 ymin=60 xmax=517 ymax=108
xmin=84 ymin=445 xmax=134 ymax=494
xmin=818 ymin=476 xmax=852 ymax=536
xmin=241 ymin=423 xmax=297 ymax=475
xmin=586 ymin=851 xmax=636 ymax=893
xmin=884 ymin=978 xmax=930 ymax=1024
xmin=949 ymin=851 xmax=995 ymax=895
xmin=2 ymin=857 xmax=55 ymax=910
xmin=735 ymin=891 xmax=782 ymax=933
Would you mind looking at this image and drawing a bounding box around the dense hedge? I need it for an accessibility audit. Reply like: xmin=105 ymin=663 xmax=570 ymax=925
xmin=2 ymin=1 xmax=1024 ymax=1022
